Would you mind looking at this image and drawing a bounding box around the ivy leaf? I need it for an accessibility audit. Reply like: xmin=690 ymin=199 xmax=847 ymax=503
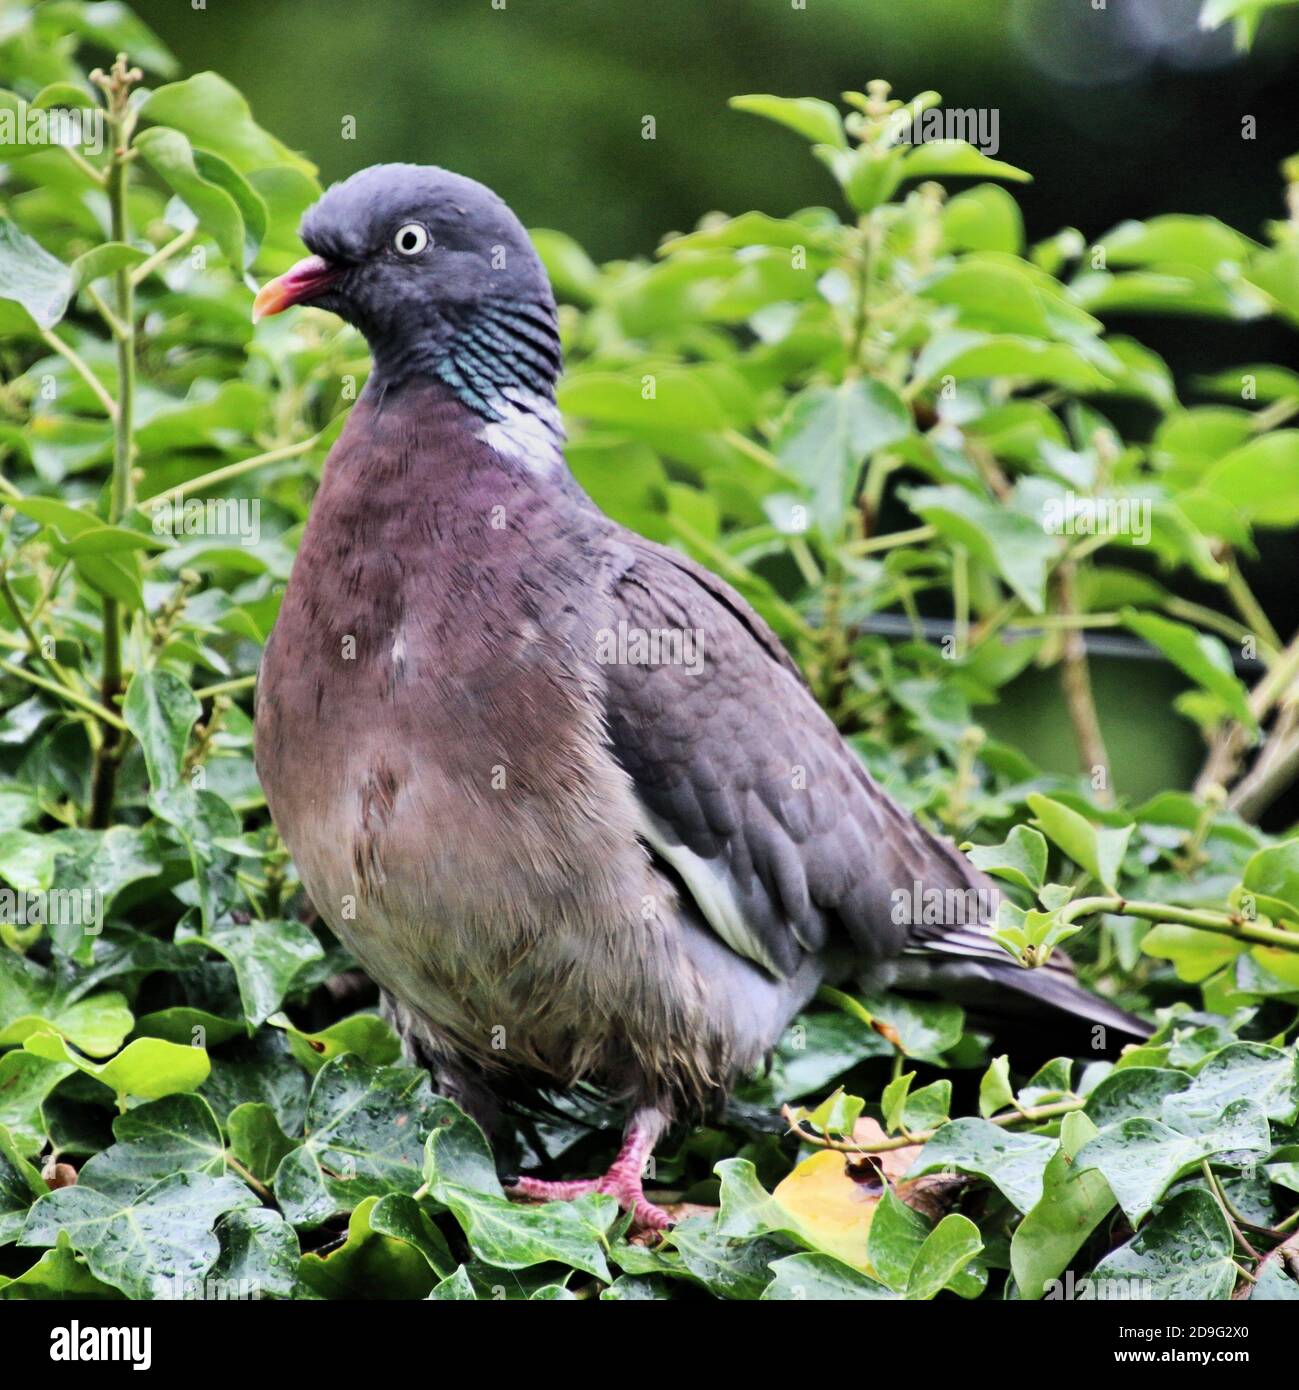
xmin=1090 ymin=1189 xmax=1235 ymax=1300
xmin=776 ymin=380 xmax=911 ymax=536
xmin=0 ymin=951 xmax=132 ymax=1056
xmin=23 ymin=1033 xmax=210 ymax=1106
xmin=1010 ymin=1111 xmax=1116 ymax=1299
xmin=203 ymin=918 xmax=324 ymax=1028
xmin=905 ymin=1213 xmax=984 ymax=1300
xmin=123 ymin=670 xmax=201 ymax=792
xmin=422 ymin=1097 xmax=617 ymax=1280
xmin=226 ymin=1102 xmax=297 ymax=1184
xmin=761 ymin=1250 xmax=897 ymax=1300
xmin=209 ymin=1207 xmax=300 ymax=1300
xmin=1074 ymin=1098 xmax=1271 ymax=1224
xmin=1159 ymin=1043 xmax=1298 ymax=1134
xmin=1026 ymin=793 xmax=1133 ymax=891
xmin=273 ymin=1054 xmax=439 ymax=1229
xmin=76 ymin=1094 xmax=227 ymax=1195
xmin=297 ymin=1194 xmax=451 ymax=1299
xmin=906 ymin=1118 xmax=1056 ymax=1212
xmin=966 ymin=825 xmax=1048 ymax=893
xmin=0 ymin=217 xmax=71 ymax=330
xmin=0 ymin=1123 xmax=47 ymax=1245
xmin=19 ymin=1169 xmax=257 ymax=1300
xmin=267 ymin=1011 xmax=401 ymax=1074
xmin=0 ymin=1052 xmax=73 ymax=1157
xmin=0 ymin=1230 xmax=122 ymax=1301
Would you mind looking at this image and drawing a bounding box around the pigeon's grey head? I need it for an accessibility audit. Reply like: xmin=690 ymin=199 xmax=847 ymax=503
xmin=253 ymin=164 xmax=561 ymax=407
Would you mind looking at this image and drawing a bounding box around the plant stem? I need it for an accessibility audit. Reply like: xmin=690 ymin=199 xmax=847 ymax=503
xmin=135 ymin=434 xmax=324 ymax=511
xmin=37 ymin=328 xmax=118 ymax=420
xmin=781 ymin=1097 xmax=1085 ymax=1154
xmin=1061 ymin=896 xmax=1299 ymax=953
xmin=0 ymin=657 xmax=127 ymax=731
xmin=129 ymin=227 xmax=197 ymax=287
xmin=88 ymin=58 xmax=140 ymax=829
xmin=1052 ymin=560 xmax=1112 ymax=804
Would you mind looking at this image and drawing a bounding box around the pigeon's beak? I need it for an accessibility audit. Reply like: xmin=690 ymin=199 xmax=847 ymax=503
xmin=252 ymin=255 xmax=343 ymax=321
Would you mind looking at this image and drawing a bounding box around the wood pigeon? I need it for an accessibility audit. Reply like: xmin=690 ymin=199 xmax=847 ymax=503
xmin=252 ymin=164 xmax=1145 ymax=1230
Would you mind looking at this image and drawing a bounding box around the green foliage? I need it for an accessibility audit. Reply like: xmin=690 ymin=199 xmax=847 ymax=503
xmin=0 ymin=1 xmax=1298 ymax=1300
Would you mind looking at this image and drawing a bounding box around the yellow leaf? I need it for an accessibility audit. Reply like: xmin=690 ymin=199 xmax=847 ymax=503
xmin=773 ymin=1149 xmax=880 ymax=1272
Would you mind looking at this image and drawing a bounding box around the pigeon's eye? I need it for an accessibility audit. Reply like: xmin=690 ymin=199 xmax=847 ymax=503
xmin=393 ymin=223 xmax=429 ymax=256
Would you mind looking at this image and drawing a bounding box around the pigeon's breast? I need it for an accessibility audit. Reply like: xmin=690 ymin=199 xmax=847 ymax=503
xmin=254 ymin=389 xmax=681 ymax=1078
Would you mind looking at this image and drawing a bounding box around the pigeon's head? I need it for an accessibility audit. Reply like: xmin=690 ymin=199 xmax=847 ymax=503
xmin=253 ymin=164 xmax=559 ymax=395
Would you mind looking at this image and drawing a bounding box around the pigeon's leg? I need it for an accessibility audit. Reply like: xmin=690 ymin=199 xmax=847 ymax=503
xmin=508 ymin=1109 xmax=670 ymax=1231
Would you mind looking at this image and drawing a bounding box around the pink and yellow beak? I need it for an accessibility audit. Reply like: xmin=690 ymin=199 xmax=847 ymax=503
xmin=252 ymin=254 xmax=343 ymax=322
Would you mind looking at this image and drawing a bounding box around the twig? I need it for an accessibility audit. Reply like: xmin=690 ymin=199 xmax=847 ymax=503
xmin=1052 ymin=561 xmax=1112 ymax=804
xmin=781 ymin=1097 xmax=1085 ymax=1154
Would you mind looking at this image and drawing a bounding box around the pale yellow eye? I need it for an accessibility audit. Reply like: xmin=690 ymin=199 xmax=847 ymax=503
xmin=394 ymin=223 xmax=429 ymax=255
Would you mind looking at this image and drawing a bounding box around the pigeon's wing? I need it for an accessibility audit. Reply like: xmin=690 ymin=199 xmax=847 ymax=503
xmin=601 ymin=534 xmax=992 ymax=980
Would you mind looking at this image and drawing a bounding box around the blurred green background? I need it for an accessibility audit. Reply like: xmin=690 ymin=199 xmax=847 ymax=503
xmin=126 ymin=0 xmax=1299 ymax=803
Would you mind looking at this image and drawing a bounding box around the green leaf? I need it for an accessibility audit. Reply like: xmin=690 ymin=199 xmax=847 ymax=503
xmin=906 ymin=1118 xmax=1056 ymax=1213
xmin=865 ymin=1184 xmax=930 ymax=1291
xmin=906 ymin=484 xmax=1057 ymax=614
xmin=0 ymin=1124 xmax=47 ymax=1245
xmin=905 ymin=1213 xmax=984 ymax=1300
xmin=1123 ymin=610 xmax=1255 ymax=731
xmin=273 ymin=1055 xmax=439 ymax=1229
xmin=1011 ymin=1111 xmax=1116 ymax=1299
xmin=422 ymin=1097 xmax=616 ymax=1280
xmin=19 ymin=1170 xmax=256 ymax=1300
xmin=978 ymin=1055 xmax=1015 ymax=1118
xmin=1074 ymin=1098 xmax=1271 ymax=1224
xmin=74 ymin=1094 xmax=226 ymax=1195
xmin=966 ymin=826 xmax=1048 ymax=893
xmin=268 ymin=1011 xmax=401 ymax=1074
xmin=1026 ymin=793 xmax=1133 ymax=891
xmin=776 ymin=380 xmax=911 ymax=536
xmin=761 ymin=1250 xmax=897 ymax=1300
xmin=23 ymin=1033 xmax=210 ymax=1105
xmin=297 ymin=1193 xmax=452 ymax=1299
xmin=0 ymin=217 xmax=72 ymax=330
xmin=729 ymin=94 xmax=847 ymax=148
xmin=1090 ymin=1189 xmax=1235 ymax=1300
xmin=134 ymin=126 xmax=247 ymax=271
xmin=0 ymin=1051 xmax=73 ymax=1157
xmin=1159 ymin=1043 xmax=1298 ymax=1134
xmin=70 ymin=242 xmax=147 ymax=289
xmin=0 ymin=829 xmax=59 ymax=893
xmin=139 ymin=72 xmax=317 ymax=177
xmin=123 ymin=669 xmax=201 ymax=791
xmin=205 ymin=919 xmax=324 ymax=1028
xmin=0 ymin=1231 xmax=122 ymax=1301
xmin=209 ymin=1207 xmax=300 ymax=1299
xmin=226 ymin=1102 xmax=297 ymax=1184
xmin=901 ymin=140 xmax=1031 ymax=185
xmin=0 ymin=951 xmax=131 ymax=1056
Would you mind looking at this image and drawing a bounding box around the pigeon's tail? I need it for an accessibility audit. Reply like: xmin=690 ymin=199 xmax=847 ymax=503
xmin=884 ymin=939 xmax=1149 ymax=1056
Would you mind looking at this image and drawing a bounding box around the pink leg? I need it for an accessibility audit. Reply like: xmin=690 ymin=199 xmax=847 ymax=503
xmin=507 ymin=1110 xmax=670 ymax=1231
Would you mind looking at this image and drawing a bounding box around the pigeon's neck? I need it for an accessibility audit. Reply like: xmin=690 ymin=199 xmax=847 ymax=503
xmin=366 ymin=295 xmax=565 ymax=475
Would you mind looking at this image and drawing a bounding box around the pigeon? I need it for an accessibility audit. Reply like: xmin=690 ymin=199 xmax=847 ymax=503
xmin=252 ymin=164 xmax=1146 ymax=1229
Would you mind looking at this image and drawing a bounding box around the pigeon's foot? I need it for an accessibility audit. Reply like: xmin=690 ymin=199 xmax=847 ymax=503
xmin=507 ymin=1113 xmax=672 ymax=1233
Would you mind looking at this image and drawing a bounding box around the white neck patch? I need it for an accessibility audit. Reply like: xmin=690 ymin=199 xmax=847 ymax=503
xmin=476 ymin=389 xmax=566 ymax=476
